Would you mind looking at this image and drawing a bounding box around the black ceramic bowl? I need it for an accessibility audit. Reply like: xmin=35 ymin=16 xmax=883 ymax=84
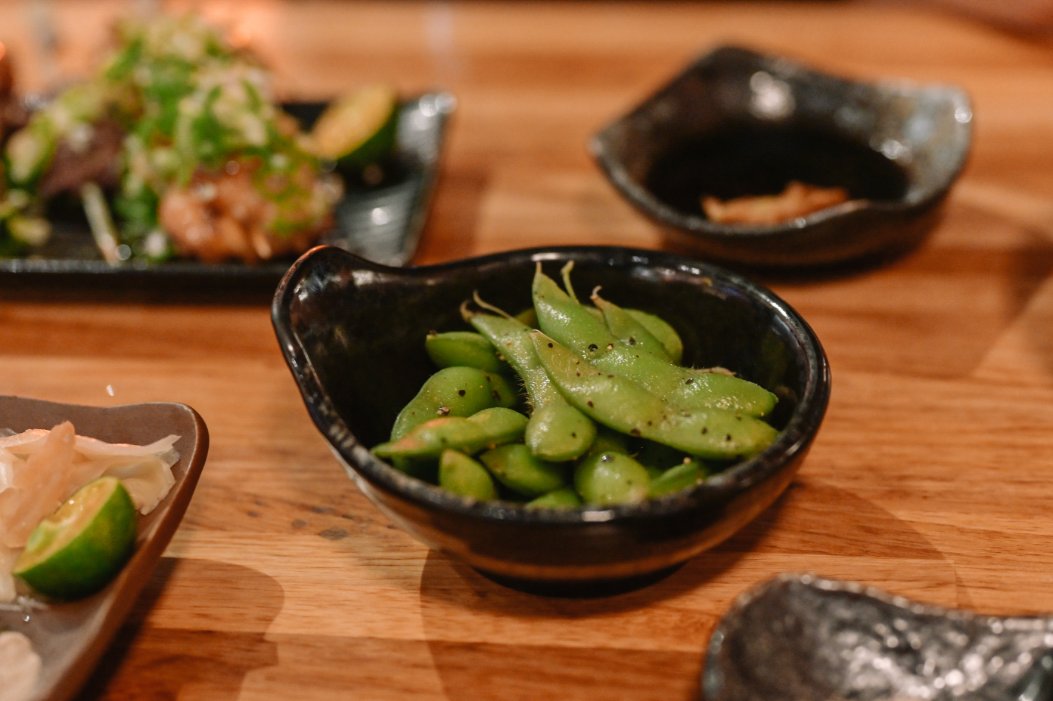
xmin=272 ymin=245 xmax=830 ymax=594
xmin=591 ymin=45 xmax=973 ymax=269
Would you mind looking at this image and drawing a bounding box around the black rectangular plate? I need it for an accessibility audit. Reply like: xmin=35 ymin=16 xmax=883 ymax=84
xmin=0 ymin=92 xmax=455 ymax=296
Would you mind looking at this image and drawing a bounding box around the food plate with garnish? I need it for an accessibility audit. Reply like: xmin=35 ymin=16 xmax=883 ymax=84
xmin=0 ymin=14 xmax=453 ymax=290
xmin=0 ymin=396 xmax=209 ymax=701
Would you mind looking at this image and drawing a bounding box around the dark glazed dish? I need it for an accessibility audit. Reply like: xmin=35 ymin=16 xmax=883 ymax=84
xmin=272 ymin=245 xmax=830 ymax=594
xmin=0 ymin=396 xmax=209 ymax=701
xmin=591 ymin=45 xmax=973 ymax=268
xmin=704 ymin=573 xmax=1053 ymax=701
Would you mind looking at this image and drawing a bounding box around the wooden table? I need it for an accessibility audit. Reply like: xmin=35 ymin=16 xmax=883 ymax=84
xmin=4 ymin=1 xmax=1053 ymax=698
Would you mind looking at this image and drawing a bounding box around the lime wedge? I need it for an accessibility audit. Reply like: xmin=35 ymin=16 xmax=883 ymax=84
xmin=311 ymin=83 xmax=400 ymax=170
xmin=13 ymin=476 xmax=137 ymax=600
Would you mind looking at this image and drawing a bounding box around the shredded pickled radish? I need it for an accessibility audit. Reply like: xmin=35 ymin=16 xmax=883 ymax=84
xmin=0 ymin=422 xmax=179 ymax=602
xmin=0 ymin=631 xmax=41 ymax=701
xmin=0 ymin=548 xmax=17 ymax=602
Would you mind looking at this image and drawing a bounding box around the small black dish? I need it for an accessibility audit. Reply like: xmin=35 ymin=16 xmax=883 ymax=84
xmin=271 ymin=245 xmax=830 ymax=595
xmin=704 ymin=573 xmax=1053 ymax=701
xmin=591 ymin=46 xmax=973 ymax=269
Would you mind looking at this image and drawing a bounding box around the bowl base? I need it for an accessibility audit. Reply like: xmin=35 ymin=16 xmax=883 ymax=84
xmin=475 ymin=564 xmax=684 ymax=598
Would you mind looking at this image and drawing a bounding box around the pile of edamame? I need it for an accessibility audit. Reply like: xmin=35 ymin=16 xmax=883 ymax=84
xmin=371 ymin=263 xmax=780 ymax=508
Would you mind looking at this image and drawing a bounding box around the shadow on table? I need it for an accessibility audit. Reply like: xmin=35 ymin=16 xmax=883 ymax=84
xmin=78 ymin=557 xmax=283 ymax=700
xmin=416 ymin=480 xmax=953 ymax=701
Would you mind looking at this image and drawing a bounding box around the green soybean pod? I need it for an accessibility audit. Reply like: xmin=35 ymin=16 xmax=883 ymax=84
xmin=439 ymin=450 xmax=498 ymax=500
xmin=531 ymin=331 xmax=778 ymax=459
xmin=390 ymin=366 xmax=519 ymax=440
xmin=591 ymin=292 xmax=673 ymax=362
xmin=376 ymin=417 xmax=483 ymax=460
xmin=634 ymin=439 xmax=691 ymax=476
xmin=514 ymin=307 xmax=539 ymax=328
xmin=574 ymin=451 xmax=650 ymax=506
xmin=582 ymin=425 xmax=631 ymax=458
xmin=625 ymin=309 xmax=684 ymax=365
xmin=526 ymin=486 xmax=583 ymax=509
xmin=425 ymin=331 xmax=505 ymax=373
xmin=524 ymin=402 xmax=596 ymax=463
xmin=466 ymin=308 xmax=595 ymax=461
xmin=581 ymin=301 xmax=683 ymax=365
xmin=533 ymin=266 xmax=617 ymax=352
xmin=533 ymin=270 xmax=776 ymax=417
xmin=479 ymin=443 xmax=567 ymax=497
xmin=648 ymin=460 xmax=707 ymax=498
xmin=376 ymin=407 xmax=528 ymax=460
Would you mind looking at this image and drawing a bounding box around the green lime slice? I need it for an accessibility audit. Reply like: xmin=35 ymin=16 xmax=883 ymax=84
xmin=13 ymin=476 xmax=137 ymax=600
xmin=311 ymin=83 xmax=400 ymax=170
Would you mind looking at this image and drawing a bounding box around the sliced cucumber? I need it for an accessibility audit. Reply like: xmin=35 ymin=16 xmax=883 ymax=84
xmin=311 ymin=83 xmax=399 ymax=171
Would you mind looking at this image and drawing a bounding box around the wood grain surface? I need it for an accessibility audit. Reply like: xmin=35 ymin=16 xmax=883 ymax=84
xmin=4 ymin=1 xmax=1053 ymax=699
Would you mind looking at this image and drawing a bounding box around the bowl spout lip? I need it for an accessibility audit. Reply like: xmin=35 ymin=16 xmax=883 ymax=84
xmin=271 ymin=244 xmax=831 ymax=526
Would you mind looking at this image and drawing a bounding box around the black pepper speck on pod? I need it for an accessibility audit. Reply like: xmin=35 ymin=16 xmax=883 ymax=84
xmin=457 ymin=389 xmax=466 ymax=396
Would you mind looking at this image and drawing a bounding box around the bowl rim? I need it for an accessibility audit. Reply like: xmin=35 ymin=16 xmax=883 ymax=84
xmin=272 ymin=244 xmax=831 ymax=525
xmin=589 ymin=43 xmax=974 ymax=239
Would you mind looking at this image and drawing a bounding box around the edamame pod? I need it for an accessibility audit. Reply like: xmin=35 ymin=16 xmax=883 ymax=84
xmin=479 ymin=443 xmax=567 ymax=497
xmin=514 ymin=307 xmax=538 ymax=328
xmin=526 ymin=486 xmax=583 ymax=509
xmin=425 ymin=331 xmax=505 ymax=373
xmin=533 ymin=269 xmax=776 ymax=417
xmin=582 ymin=425 xmax=631 ymax=458
xmin=465 ymin=308 xmax=596 ymax=461
xmin=560 ymin=262 xmax=682 ymax=361
xmin=634 ymin=439 xmax=693 ymax=477
xmin=648 ymin=460 xmax=707 ymax=498
xmin=626 ymin=309 xmax=684 ymax=365
xmin=574 ymin=451 xmax=650 ymax=506
xmin=591 ymin=291 xmax=673 ymax=362
xmin=375 ymin=407 xmax=528 ymax=460
xmin=391 ymin=366 xmax=519 ymax=440
xmin=525 ymin=402 xmax=596 ymax=462
xmin=438 ymin=450 xmax=498 ymax=500
xmin=531 ymin=331 xmax=778 ymax=459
